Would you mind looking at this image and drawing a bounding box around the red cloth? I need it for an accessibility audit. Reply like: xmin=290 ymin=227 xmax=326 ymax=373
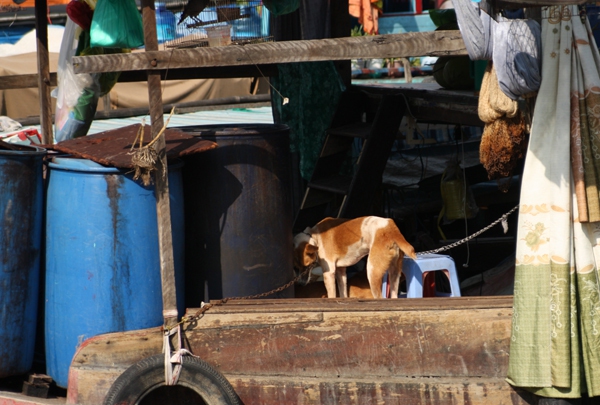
xmin=423 ymin=272 xmax=436 ymax=297
xmin=67 ymin=0 xmax=93 ymax=31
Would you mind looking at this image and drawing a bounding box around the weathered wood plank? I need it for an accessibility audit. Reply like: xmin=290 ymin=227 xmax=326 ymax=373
xmin=118 ymin=64 xmax=278 ymax=81
xmin=228 ymin=375 xmax=538 ymax=405
xmin=35 ymin=0 xmax=53 ymax=144
xmin=0 ymin=391 xmax=66 ymax=405
xmin=198 ymin=295 xmax=514 ymax=312
xmin=0 ymin=73 xmax=57 ymax=90
xmin=356 ymin=82 xmax=484 ymax=126
xmin=183 ymin=308 xmax=512 ymax=378
xmin=140 ymin=0 xmax=179 ymax=329
xmin=67 ymin=297 xmax=515 ymax=404
xmin=357 ymin=82 xmax=479 ymax=105
xmin=72 ymin=31 xmax=467 ymax=74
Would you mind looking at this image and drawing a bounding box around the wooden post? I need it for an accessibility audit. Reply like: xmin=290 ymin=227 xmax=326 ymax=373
xmin=330 ymin=0 xmax=351 ymax=87
xmin=140 ymin=0 xmax=178 ymax=329
xmin=34 ymin=0 xmax=54 ymax=144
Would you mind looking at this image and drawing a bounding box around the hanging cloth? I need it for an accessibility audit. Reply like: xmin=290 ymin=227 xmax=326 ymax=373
xmin=271 ymin=62 xmax=346 ymax=181
xmin=453 ymin=0 xmax=542 ymax=99
xmin=507 ymin=5 xmax=600 ymax=398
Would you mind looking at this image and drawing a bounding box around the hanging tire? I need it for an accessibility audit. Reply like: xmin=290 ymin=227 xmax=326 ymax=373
xmin=103 ymin=354 xmax=241 ymax=405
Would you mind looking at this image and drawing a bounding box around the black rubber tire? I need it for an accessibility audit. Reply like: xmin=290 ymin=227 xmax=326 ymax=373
xmin=103 ymin=354 xmax=241 ymax=405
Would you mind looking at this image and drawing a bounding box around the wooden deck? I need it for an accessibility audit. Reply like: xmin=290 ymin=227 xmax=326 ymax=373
xmin=63 ymin=296 xmax=536 ymax=405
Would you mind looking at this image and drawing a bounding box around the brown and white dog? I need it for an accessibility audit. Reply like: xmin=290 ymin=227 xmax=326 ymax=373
xmin=293 ymin=216 xmax=417 ymax=298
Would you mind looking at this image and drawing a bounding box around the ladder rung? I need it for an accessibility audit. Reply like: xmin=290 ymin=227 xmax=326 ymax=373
xmin=319 ymin=136 xmax=354 ymax=157
xmin=328 ymin=123 xmax=372 ymax=138
xmin=308 ymin=175 xmax=352 ymax=194
xmin=300 ymin=188 xmax=336 ymax=209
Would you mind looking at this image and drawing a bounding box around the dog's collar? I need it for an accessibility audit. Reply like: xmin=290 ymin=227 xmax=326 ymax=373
xmin=302 ymin=231 xmax=318 ymax=247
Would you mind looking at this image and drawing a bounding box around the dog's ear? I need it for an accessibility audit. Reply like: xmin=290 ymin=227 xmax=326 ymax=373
xmin=303 ymin=243 xmax=318 ymax=266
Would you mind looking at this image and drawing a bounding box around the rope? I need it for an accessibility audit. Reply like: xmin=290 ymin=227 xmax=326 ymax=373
xmin=128 ymin=107 xmax=176 ymax=186
xmin=163 ymin=324 xmax=198 ymax=385
xmin=167 ymin=204 xmax=519 ymax=328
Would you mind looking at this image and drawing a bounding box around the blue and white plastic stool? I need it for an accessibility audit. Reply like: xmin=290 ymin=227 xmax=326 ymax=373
xmin=382 ymin=253 xmax=461 ymax=298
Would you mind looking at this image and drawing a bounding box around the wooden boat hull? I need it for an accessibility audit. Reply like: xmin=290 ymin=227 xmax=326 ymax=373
xmin=67 ymin=296 xmax=536 ymax=404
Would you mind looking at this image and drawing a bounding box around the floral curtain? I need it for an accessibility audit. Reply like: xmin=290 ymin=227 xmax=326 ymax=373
xmin=507 ymin=5 xmax=600 ymax=398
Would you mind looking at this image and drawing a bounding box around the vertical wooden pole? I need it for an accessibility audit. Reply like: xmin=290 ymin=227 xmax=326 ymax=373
xmin=330 ymin=0 xmax=351 ymax=87
xmin=140 ymin=0 xmax=178 ymax=329
xmin=35 ymin=0 xmax=54 ymax=144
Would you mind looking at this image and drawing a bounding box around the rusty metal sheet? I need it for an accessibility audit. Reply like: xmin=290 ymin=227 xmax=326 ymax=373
xmin=49 ymin=124 xmax=217 ymax=169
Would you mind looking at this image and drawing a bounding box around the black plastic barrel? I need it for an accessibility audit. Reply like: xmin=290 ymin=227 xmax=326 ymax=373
xmin=0 ymin=145 xmax=45 ymax=378
xmin=181 ymin=124 xmax=294 ymax=304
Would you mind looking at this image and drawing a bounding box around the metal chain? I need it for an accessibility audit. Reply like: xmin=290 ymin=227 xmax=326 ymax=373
xmin=169 ymin=205 xmax=519 ymax=329
xmin=418 ymin=204 xmax=519 ymax=255
xmin=225 ymin=264 xmax=315 ymax=301
xmin=172 ymin=265 xmax=316 ymax=330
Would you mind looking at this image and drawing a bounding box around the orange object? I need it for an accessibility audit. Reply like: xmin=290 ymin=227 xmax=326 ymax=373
xmin=12 ymin=0 xmax=70 ymax=7
xmin=349 ymin=0 xmax=381 ymax=35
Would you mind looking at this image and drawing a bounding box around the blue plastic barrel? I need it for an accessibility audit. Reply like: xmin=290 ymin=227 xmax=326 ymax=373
xmin=45 ymin=158 xmax=185 ymax=388
xmin=0 ymin=146 xmax=45 ymax=378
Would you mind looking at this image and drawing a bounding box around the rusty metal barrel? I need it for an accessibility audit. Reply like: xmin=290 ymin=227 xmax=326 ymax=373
xmin=180 ymin=124 xmax=294 ymax=304
xmin=0 ymin=145 xmax=46 ymax=378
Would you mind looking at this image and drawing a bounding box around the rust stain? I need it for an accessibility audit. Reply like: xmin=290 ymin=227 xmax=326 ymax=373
xmin=106 ymin=174 xmax=127 ymax=331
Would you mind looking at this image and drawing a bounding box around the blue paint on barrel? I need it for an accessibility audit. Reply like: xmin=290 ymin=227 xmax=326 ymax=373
xmin=45 ymin=157 xmax=185 ymax=388
xmin=180 ymin=124 xmax=294 ymax=304
xmin=0 ymin=146 xmax=45 ymax=378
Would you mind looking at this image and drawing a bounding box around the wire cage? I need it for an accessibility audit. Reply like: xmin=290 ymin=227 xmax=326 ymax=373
xmin=155 ymin=0 xmax=271 ymax=49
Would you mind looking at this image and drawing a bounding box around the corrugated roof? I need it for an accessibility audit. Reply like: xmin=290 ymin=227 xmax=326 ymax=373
xmin=86 ymin=106 xmax=274 ymax=135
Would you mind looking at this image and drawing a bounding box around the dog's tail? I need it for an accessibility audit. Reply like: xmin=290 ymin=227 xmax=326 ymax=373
xmin=385 ymin=219 xmax=417 ymax=260
xmin=394 ymin=230 xmax=417 ymax=259
xmin=395 ymin=236 xmax=417 ymax=260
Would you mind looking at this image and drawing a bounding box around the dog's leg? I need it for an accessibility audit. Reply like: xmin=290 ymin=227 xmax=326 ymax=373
xmin=335 ymin=267 xmax=348 ymax=298
xmin=387 ymin=264 xmax=401 ymax=299
xmin=366 ymin=264 xmax=384 ymax=299
xmin=321 ymin=261 xmax=338 ymax=298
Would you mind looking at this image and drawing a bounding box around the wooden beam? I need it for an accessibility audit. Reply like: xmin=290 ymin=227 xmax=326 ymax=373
xmin=0 ymin=73 xmax=57 ymax=90
xmin=141 ymin=0 xmax=178 ymax=329
xmin=330 ymin=0 xmax=351 ymax=87
xmin=118 ymin=64 xmax=278 ymax=81
xmin=35 ymin=0 xmax=54 ymax=144
xmin=73 ymin=31 xmax=467 ymax=74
